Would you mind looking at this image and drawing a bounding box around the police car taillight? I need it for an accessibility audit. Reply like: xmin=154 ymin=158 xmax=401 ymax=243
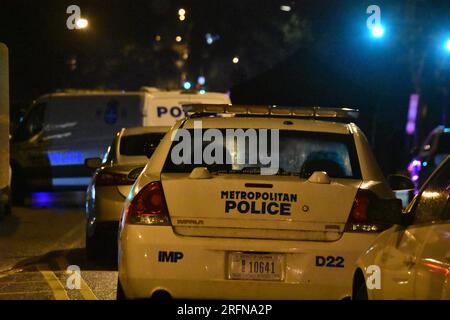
xmin=344 ymin=190 xmax=379 ymax=233
xmin=125 ymin=181 xmax=171 ymax=225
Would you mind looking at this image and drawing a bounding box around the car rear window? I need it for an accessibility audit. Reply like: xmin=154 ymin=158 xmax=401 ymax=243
xmin=163 ymin=129 xmax=361 ymax=179
xmin=120 ymin=133 xmax=165 ymax=156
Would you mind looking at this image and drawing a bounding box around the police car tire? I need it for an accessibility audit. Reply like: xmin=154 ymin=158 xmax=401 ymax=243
xmin=85 ymin=232 xmax=102 ymax=261
xmin=11 ymin=166 xmax=27 ymax=205
xmin=116 ymin=279 xmax=127 ymax=300
xmin=353 ymin=278 xmax=368 ymax=300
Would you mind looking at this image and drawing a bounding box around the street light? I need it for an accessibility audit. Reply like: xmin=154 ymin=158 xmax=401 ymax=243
xmin=232 ymin=56 xmax=239 ymax=64
xmin=183 ymin=81 xmax=192 ymax=90
xmin=445 ymin=39 xmax=450 ymax=51
xmin=371 ymin=25 xmax=384 ymax=38
xmin=178 ymin=8 xmax=186 ymax=16
xmin=75 ymin=18 xmax=88 ymax=29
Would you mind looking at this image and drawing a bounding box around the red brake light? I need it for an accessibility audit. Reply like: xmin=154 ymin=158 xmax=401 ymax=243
xmin=345 ymin=190 xmax=378 ymax=232
xmin=125 ymin=181 xmax=170 ymax=225
xmin=350 ymin=192 xmax=370 ymax=223
xmin=95 ymin=172 xmax=134 ymax=186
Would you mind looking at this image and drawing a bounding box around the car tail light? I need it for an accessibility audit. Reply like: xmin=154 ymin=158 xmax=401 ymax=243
xmin=95 ymin=172 xmax=134 ymax=186
xmin=125 ymin=181 xmax=170 ymax=225
xmin=345 ymin=190 xmax=382 ymax=233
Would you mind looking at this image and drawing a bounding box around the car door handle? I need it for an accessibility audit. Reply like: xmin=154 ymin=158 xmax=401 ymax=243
xmin=404 ymin=256 xmax=416 ymax=268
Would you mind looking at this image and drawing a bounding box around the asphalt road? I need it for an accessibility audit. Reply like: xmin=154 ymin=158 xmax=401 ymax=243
xmin=0 ymin=193 xmax=118 ymax=300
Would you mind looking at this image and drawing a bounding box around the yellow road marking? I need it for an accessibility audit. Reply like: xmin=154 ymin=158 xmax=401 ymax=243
xmin=37 ymin=264 xmax=69 ymax=300
xmin=0 ymin=290 xmax=53 ymax=295
xmin=56 ymin=256 xmax=98 ymax=300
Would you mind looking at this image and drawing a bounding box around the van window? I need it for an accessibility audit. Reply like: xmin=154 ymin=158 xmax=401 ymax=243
xmin=14 ymin=103 xmax=46 ymax=141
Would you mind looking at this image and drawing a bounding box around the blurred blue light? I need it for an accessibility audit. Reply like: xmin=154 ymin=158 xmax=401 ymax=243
xmin=48 ymin=151 xmax=84 ymax=166
xmin=446 ymin=39 xmax=450 ymax=51
xmin=183 ymin=81 xmax=192 ymax=90
xmin=199 ymin=89 xmax=206 ymax=94
xmin=422 ymin=161 xmax=428 ymax=167
xmin=198 ymin=76 xmax=206 ymax=85
xmin=32 ymin=192 xmax=53 ymax=206
xmin=205 ymin=33 xmax=213 ymax=45
xmin=52 ymin=177 xmax=91 ymax=187
xmin=371 ymin=25 xmax=384 ymax=38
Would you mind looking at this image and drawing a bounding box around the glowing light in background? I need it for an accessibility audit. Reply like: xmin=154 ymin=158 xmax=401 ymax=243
xmin=407 ymin=158 xmax=422 ymax=193
xmin=76 ymin=18 xmax=88 ymax=29
xmin=197 ymin=76 xmax=206 ymax=85
xmin=371 ymin=25 xmax=384 ymax=38
xmin=52 ymin=177 xmax=92 ymax=187
xmin=48 ymin=151 xmax=84 ymax=166
xmin=446 ymin=39 xmax=450 ymax=51
xmin=406 ymin=94 xmax=419 ymax=135
xmin=178 ymin=8 xmax=186 ymax=21
xmin=280 ymin=5 xmax=291 ymax=12
xmin=422 ymin=191 xmax=440 ymax=199
xmin=232 ymin=56 xmax=239 ymax=64
xmin=205 ymin=33 xmax=220 ymax=45
xmin=175 ymin=36 xmax=182 ymax=42
xmin=183 ymin=81 xmax=192 ymax=90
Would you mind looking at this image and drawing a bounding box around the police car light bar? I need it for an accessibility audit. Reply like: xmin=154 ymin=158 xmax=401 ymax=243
xmin=183 ymin=104 xmax=359 ymax=120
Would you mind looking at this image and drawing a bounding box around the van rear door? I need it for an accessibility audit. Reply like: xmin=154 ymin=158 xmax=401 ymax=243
xmin=43 ymin=93 xmax=142 ymax=188
xmin=144 ymin=92 xmax=231 ymax=127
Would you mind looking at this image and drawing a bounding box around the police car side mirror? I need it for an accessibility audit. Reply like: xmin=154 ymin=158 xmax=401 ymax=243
xmin=388 ymin=174 xmax=415 ymax=208
xmin=388 ymin=174 xmax=415 ymax=191
xmin=85 ymin=158 xmax=102 ymax=169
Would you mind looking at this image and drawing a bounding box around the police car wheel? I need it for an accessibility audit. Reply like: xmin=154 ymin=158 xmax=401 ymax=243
xmin=85 ymin=231 xmax=102 ymax=261
xmin=11 ymin=167 xmax=27 ymax=205
xmin=352 ymin=273 xmax=368 ymax=300
xmin=116 ymin=279 xmax=126 ymax=300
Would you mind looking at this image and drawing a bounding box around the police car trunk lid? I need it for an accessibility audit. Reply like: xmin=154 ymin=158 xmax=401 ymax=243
xmin=161 ymin=174 xmax=361 ymax=241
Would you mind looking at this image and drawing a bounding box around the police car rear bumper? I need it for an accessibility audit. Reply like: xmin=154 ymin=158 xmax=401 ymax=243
xmin=93 ymin=186 xmax=126 ymax=222
xmin=118 ymin=225 xmax=378 ymax=300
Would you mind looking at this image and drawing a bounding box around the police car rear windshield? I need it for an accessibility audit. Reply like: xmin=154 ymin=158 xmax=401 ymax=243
xmin=163 ymin=129 xmax=361 ymax=179
xmin=120 ymin=133 xmax=165 ymax=156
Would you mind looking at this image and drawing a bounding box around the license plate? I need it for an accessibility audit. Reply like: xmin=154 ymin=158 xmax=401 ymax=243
xmin=227 ymin=252 xmax=285 ymax=281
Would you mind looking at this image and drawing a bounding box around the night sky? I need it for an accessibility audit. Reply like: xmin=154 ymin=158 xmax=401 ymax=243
xmin=1 ymin=0 xmax=449 ymax=173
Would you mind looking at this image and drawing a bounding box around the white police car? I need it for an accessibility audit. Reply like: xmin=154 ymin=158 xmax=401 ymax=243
xmin=353 ymin=155 xmax=450 ymax=300
xmin=117 ymin=104 xmax=406 ymax=299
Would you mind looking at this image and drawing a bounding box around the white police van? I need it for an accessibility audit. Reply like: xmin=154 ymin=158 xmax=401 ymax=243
xmin=117 ymin=104 xmax=411 ymax=300
xmin=10 ymin=88 xmax=230 ymax=201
